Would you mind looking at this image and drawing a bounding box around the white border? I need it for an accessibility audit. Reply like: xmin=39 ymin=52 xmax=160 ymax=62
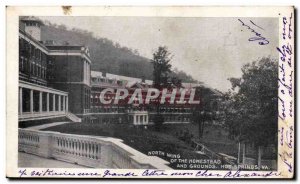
xmin=1 ymin=1 xmax=298 ymax=182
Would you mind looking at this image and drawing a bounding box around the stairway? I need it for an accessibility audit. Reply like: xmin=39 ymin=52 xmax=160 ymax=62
xmin=66 ymin=112 xmax=81 ymax=123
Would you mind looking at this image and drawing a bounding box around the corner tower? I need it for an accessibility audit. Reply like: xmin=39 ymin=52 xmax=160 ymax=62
xmin=21 ymin=16 xmax=43 ymax=41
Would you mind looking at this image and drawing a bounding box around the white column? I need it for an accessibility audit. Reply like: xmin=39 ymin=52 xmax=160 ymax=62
xmin=83 ymin=60 xmax=86 ymax=83
xmin=146 ymin=115 xmax=149 ymax=124
xmin=39 ymin=91 xmax=43 ymax=113
xmin=53 ymin=94 xmax=56 ymax=111
xmin=46 ymin=93 xmax=49 ymax=112
xmin=133 ymin=115 xmax=136 ymax=125
xmin=66 ymin=96 xmax=68 ymax=112
xmin=30 ymin=89 xmax=33 ymax=113
xmin=88 ymin=64 xmax=90 ymax=86
xmin=86 ymin=61 xmax=88 ymax=84
xmin=58 ymin=95 xmax=61 ymax=112
xmin=19 ymin=87 xmax=23 ymax=115
xmin=62 ymin=96 xmax=65 ymax=112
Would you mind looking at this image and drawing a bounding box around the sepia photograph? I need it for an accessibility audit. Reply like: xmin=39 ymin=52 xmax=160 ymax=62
xmin=5 ymin=6 xmax=294 ymax=179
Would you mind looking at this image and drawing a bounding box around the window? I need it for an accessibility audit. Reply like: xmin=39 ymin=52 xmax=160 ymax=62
xmin=41 ymin=68 xmax=43 ymax=79
xmin=30 ymin=62 xmax=32 ymax=74
xmin=19 ymin=57 xmax=24 ymax=72
xmin=35 ymin=49 xmax=39 ymax=59
xmin=30 ymin=45 xmax=35 ymax=57
xmin=37 ymin=65 xmax=40 ymax=77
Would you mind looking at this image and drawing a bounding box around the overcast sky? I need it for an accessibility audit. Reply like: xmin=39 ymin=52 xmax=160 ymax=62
xmin=39 ymin=16 xmax=278 ymax=92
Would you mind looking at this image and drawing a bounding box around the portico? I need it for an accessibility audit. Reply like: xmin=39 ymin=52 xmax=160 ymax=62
xmin=19 ymin=81 xmax=69 ymax=121
xmin=128 ymin=110 xmax=149 ymax=125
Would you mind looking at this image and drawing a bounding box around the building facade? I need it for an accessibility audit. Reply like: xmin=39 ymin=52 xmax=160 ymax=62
xmin=90 ymin=71 xmax=213 ymax=125
xmin=19 ymin=17 xmax=90 ymax=123
xmin=19 ymin=17 xmax=222 ymax=126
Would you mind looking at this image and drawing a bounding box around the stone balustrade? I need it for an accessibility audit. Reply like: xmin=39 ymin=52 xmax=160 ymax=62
xmin=18 ymin=128 xmax=171 ymax=169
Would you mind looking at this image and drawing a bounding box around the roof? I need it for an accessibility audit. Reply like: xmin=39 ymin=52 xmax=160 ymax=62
xmin=91 ymin=71 xmax=153 ymax=85
xmin=20 ymin=16 xmax=44 ymax=25
xmin=46 ymin=45 xmax=85 ymax=50
xmin=90 ymin=70 xmax=223 ymax=96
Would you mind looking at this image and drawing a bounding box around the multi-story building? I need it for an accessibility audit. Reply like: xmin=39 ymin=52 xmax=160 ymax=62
xmin=19 ymin=17 xmax=91 ymax=123
xmin=18 ymin=16 xmax=222 ymax=126
xmin=90 ymin=71 xmax=222 ymax=125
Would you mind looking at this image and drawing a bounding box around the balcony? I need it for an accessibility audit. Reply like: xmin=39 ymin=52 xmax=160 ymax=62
xmin=19 ymin=81 xmax=69 ymax=122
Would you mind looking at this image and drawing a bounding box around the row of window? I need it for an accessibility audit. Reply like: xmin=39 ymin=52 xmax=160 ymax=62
xmin=149 ymin=115 xmax=190 ymax=122
xmin=24 ymin=22 xmax=41 ymax=27
xmin=19 ymin=56 xmax=47 ymax=79
xmin=89 ymin=114 xmax=190 ymax=123
xmin=19 ymin=37 xmax=47 ymax=65
xmin=19 ymin=37 xmax=55 ymax=81
xmin=92 ymin=77 xmax=124 ymax=86
xmin=84 ymin=88 xmax=91 ymax=111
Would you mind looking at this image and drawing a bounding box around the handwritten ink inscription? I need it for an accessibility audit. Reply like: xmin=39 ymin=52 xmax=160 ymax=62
xmin=282 ymin=13 xmax=293 ymax=40
xmin=18 ymin=168 xmax=282 ymax=178
xmin=238 ymin=19 xmax=269 ymax=45
xmin=278 ymin=12 xmax=294 ymax=175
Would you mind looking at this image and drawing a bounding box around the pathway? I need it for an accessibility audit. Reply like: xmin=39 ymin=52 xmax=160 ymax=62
xmin=18 ymin=152 xmax=87 ymax=168
xmin=25 ymin=121 xmax=72 ymax=130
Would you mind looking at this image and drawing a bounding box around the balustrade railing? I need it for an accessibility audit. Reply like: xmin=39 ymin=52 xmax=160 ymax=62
xmin=191 ymin=140 xmax=235 ymax=165
xmin=18 ymin=128 xmax=171 ymax=169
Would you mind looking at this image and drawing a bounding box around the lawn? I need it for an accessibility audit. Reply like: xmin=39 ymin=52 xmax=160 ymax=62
xmin=43 ymin=123 xmax=209 ymax=169
xmin=161 ymin=123 xmax=238 ymax=157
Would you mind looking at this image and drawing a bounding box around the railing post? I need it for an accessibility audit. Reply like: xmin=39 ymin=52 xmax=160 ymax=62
xmin=100 ymin=143 xmax=112 ymax=167
xmin=38 ymin=131 xmax=53 ymax=158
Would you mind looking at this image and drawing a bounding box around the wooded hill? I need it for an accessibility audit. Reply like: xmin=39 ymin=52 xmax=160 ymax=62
xmin=41 ymin=22 xmax=197 ymax=83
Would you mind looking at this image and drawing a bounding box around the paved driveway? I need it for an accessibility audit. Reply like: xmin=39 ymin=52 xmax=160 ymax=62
xmin=18 ymin=152 xmax=87 ymax=168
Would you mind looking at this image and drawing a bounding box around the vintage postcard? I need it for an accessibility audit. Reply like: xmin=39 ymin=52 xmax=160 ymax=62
xmin=6 ymin=6 xmax=295 ymax=179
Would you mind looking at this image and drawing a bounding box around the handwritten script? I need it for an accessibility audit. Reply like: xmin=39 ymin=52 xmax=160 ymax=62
xmin=238 ymin=19 xmax=269 ymax=45
xmin=18 ymin=168 xmax=281 ymax=178
xmin=277 ymin=12 xmax=294 ymax=176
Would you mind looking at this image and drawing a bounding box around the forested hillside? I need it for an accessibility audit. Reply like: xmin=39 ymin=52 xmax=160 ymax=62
xmin=41 ymin=22 xmax=197 ymax=82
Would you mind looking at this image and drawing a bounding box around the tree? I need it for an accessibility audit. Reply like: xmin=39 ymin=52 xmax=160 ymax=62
xmin=151 ymin=46 xmax=172 ymax=130
xmin=223 ymin=57 xmax=278 ymax=166
xmin=151 ymin=46 xmax=172 ymax=88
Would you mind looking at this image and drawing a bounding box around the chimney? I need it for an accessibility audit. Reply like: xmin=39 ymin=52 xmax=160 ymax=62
xmin=21 ymin=16 xmax=44 ymax=41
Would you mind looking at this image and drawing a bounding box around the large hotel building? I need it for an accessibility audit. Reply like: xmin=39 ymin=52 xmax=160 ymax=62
xmin=18 ymin=17 xmax=222 ymax=125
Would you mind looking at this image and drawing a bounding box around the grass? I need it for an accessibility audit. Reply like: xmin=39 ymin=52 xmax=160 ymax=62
xmin=161 ymin=123 xmax=238 ymax=156
xmin=41 ymin=121 xmax=276 ymax=169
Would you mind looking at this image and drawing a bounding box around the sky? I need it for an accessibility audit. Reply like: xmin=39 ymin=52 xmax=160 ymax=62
xmin=39 ymin=16 xmax=278 ymax=92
